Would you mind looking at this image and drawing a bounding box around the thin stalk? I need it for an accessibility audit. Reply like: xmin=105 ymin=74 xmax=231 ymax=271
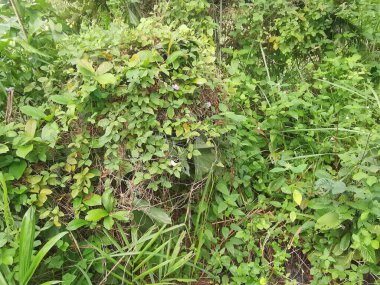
xmin=9 ymin=0 xmax=28 ymax=40
xmin=260 ymin=43 xmax=271 ymax=81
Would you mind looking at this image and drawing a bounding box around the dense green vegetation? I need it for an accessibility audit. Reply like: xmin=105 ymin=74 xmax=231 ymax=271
xmin=0 ymin=0 xmax=379 ymax=284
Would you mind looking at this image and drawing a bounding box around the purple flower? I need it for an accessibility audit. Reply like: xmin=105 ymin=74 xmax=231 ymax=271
xmin=172 ymin=84 xmax=180 ymax=91
xmin=205 ymin=102 xmax=212 ymax=108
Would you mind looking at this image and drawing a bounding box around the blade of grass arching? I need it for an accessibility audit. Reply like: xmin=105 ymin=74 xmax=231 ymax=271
xmin=134 ymin=225 xmax=166 ymax=264
xmin=167 ymin=231 xmax=185 ymax=274
xmin=75 ymin=265 xmax=92 ymax=285
xmin=0 ymin=265 xmax=14 ymax=285
xmin=132 ymin=224 xmax=184 ymax=247
xmin=193 ymin=171 xmax=214 ymax=270
xmin=19 ymin=207 xmax=36 ymax=283
xmin=133 ymin=239 xmax=171 ymax=273
xmin=103 ymin=229 xmax=123 ymax=252
xmin=89 ymin=244 xmax=134 ymax=278
xmin=316 ymin=78 xmax=371 ymax=101
xmin=109 ymin=271 xmax=134 ymax=285
xmin=160 ymin=234 xmax=172 ymax=279
xmin=0 ymin=172 xmax=14 ymax=231
xmin=369 ymin=86 xmax=380 ymax=109
xmin=23 ymin=232 xmax=68 ymax=285
xmin=133 ymin=258 xmax=176 ymax=282
xmin=165 ymin=252 xmax=193 ymax=277
xmin=39 ymin=281 xmax=61 ymax=285
xmin=0 ymin=270 xmax=8 ymax=285
xmin=116 ymin=222 xmax=130 ymax=247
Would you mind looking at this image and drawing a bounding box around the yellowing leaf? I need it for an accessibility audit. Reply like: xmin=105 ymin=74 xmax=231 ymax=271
xmin=293 ymin=190 xmax=302 ymax=206
xmin=96 ymin=62 xmax=113 ymax=75
xmin=183 ymin=122 xmax=191 ymax=134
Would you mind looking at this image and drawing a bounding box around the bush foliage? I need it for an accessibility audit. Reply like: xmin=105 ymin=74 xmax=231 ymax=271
xmin=0 ymin=0 xmax=379 ymax=284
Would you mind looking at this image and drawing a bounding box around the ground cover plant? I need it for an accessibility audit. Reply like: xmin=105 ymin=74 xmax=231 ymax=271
xmin=0 ymin=0 xmax=379 ymax=284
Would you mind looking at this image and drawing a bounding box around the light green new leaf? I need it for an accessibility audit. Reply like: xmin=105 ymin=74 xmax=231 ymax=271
xmin=66 ymin=219 xmax=90 ymax=231
xmin=85 ymin=209 xmax=108 ymax=222
xmin=0 ymin=144 xmax=9 ymax=154
xmin=25 ymin=119 xmax=37 ymax=137
xmin=293 ymin=190 xmax=302 ymax=206
xmin=16 ymin=144 xmax=33 ymax=158
xmin=316 ymin=212 xmax=341 ymax=230
xmin=95 ymin=73 xmax=116 ymax=85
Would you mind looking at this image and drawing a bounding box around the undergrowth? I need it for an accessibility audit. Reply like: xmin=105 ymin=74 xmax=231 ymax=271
xmin=0 ymin=0 xmax=379 ymax=284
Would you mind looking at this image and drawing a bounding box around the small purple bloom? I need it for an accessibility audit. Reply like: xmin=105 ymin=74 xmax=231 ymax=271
xmin=172 ymin=84 xmax=180 ymax=91
xmin=205 ymin=102 xmax=212 ymax=108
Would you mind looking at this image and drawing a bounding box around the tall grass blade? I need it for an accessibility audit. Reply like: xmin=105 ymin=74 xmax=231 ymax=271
xmin=22 ymin=231 xmax=68 ymax=285
xmin=19 ymin=207 xmax=36 ymax=283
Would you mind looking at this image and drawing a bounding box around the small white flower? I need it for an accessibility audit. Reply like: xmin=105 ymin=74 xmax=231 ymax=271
xmin=345 ymin=116 xmax=349 ymax=120
xmin=205 ymin=102 xmax=212 ymax=108
xmin=170 ymin=160 xmax=177 ymax=166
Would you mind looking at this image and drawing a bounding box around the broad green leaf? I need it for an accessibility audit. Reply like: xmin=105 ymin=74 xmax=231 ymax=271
xmin=49 ymin=95 xmax=74 ymax=105
xmin=20 ymin=106 xmax=46 ymax=120
xmin=193 ymin=78 xmax=207 ymax=85
xmin=41 ymin=122 xmax=59 ymax=145
xmin=83 ymin=194 xmax=102 ymax=206
xmin=340 ymin=233 xmax=351 ymax=251
xmin=77 ymin=59 xmax=95 ymax=76
xmin=316 ymin=212 xmax=341 ymax=230
xmin=167 ymin=107 xmax=174 ymax=119
xmin=66 ymin=219 xmax=90 ymax=231
xmin=0 ymin=144 xmax=9 ymax=154
xmin=166 ymin=50 xmax=185 ymax=65
xmin=95 ymin=73 xmax=116 ymax=85
xmin=25 ymin=119 xmax=37 ymax=137
xmin=216 ymin=180 xmax=229 ymax=195
xmin=293 ymin=190 xmax=302 ymax=206
xmin=9 ymin=160 xmax=27 ymax=180
xmin=102 ymin=189 xmax=115 ymax=212
xmin=103 ymin=216 xmax=114 ymax=230
xmin=332 ymin=181 xmax=347 ymax=194
xmin=85 ymin=209 xmax=108 ymax=222
xmin=110 ymin=211 xmax=130 ymax=221
xmin=16 ymin=144 xmax=33 ymax=158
